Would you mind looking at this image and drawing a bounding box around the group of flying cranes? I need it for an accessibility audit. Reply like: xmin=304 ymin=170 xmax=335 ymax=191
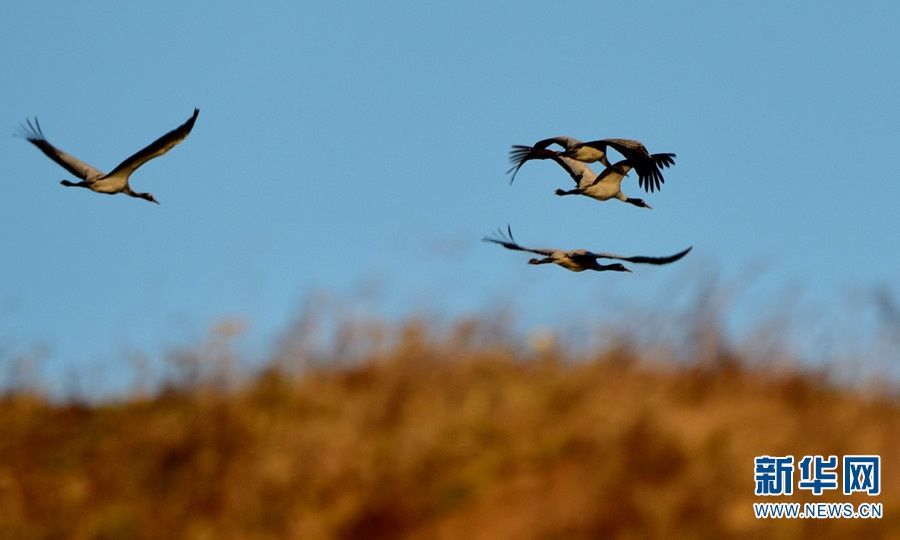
xmin=483 ymin=135 xmax=692 ymax=273
xmin=14 ymin=111 xmax=691 ymax=275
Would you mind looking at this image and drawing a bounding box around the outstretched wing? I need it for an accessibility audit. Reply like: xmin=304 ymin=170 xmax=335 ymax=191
xmin=507 ymin=145 xmax=544 ymax=183
xmin=650 ymin=152 xmax=676 ymax=169
xmin=507 ymin=144 xmax=562 ymax=184
xmin=587 ymin=246 xmax=692 ymax=265
xmin=613 ymin=152 xmax=676 ymax=193
xmin=597 ymin=138 xmax=674 ymax=193
xmin=16 ymin=118 xmax=105 ymax=180
xmin=636 ymin=152 xmax=676 ymax=193
xmin=507 ymin=146 xmax=597 ymax=186
xmin=507 ymin=136 xmax=584 ymax=184
xmin=596 ymin=138 xmax=649 ymax=158
xmin=105 ymin=108 xmax=199 ymax=178
xmin=532 ymin=136 xmax=584 ymax=152
xmin=482 ymin=225 xmax=554 ymax=256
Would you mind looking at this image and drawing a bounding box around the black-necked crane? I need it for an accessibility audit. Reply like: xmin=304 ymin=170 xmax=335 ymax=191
xmin=507 ymin=136 xmax=593 ymax=184
xmin=560 ymin=138 xmax=675 ymax=193
xmin=483 ymin=226 xmax=692 ymax=273
xmin=16 ymin=108 xmax=199 ymax=204
xmin=509 ymin=146 xmax=658 ymax=209
xmin=554 ymin=154 xmax=679 ymax=209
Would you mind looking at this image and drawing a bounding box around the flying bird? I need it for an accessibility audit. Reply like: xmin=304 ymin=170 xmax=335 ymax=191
xmin=554 ymin=155 xmax=679 ymax=209
xmin=17 ymin=108 xmax=200 ymax=204
xmin=509 ymin=146 xmax=655 ymax=209
xmin=482 ymin=226 xmax=692 ymax=273
xmin=560 ymin=138 xmax=675 ymax=193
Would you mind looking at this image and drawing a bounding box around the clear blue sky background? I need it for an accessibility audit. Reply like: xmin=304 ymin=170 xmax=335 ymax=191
xmin=2 ymin=2 xmax=898 ymax=393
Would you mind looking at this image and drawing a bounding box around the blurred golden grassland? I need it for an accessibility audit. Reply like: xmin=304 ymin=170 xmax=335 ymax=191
xmin=0 ymin=315 xmax=897 ymax=539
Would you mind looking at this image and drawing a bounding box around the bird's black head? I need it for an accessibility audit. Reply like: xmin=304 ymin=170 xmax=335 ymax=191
xmin=527 ymin=258 xmax=541 ymax=265
xmin=60 ymin=179 xmax=77 ymax=187
xmin=599 ymin=263 xmax=631 ymax=273
xmin=139 ymin=192 xmax=159 ymax=205
xmin=626 ymin=197 xmax=652 ymax=210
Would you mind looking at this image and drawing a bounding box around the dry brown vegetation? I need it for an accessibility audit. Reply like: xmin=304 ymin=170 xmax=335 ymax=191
xmin=0 ymin=316 xmax=897 ymax=539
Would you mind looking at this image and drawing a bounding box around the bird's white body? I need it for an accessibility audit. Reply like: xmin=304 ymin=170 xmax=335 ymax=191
xmin=554 ymin=156 xmax=632 ymax=203
xmin=574 ymin=168 xmax=628 ymax=202
xmin=549 ymin=250 xmax=592 ymax=271
xmin=580 ymin=181 xmax=627 ymax=202
xmin=565 ymin=145 xmax=609 ymax=164
xmin=84 ymin=174 xmax=129 ymax=194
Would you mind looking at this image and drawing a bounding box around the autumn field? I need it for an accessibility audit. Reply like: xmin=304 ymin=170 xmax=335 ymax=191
xmin=1 ymin=310 xmax=897 ymax=540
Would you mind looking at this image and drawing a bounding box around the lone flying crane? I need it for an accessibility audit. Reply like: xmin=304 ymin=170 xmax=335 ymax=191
xmin=483 ymin=226 xmax=691 ymax=273
xmin=17 ymin=108 xmax=199 ymax=204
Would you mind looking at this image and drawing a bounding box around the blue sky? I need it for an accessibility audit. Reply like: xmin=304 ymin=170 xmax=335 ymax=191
xmin=2 ymin=2 xmax=899 ymax=393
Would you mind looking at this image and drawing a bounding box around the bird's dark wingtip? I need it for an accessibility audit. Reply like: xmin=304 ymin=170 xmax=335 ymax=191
xmin=669 ymin=246 xmax=693 ymax=261
xmin=14 ymin=117 xmax=43 ymax=141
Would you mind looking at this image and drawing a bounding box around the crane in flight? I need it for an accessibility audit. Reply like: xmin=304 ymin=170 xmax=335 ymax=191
xmin=483 ymin=226 xmax=691 ymax=273
xmin=17 ymin=108 xmax=199 ymax=204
